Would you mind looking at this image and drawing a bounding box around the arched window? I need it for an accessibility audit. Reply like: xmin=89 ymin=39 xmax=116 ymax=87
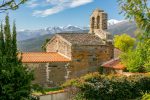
xmin=91 ymin=17 xmax=95 ymax=29
xmin=97 ymin=16 xmax=100 ymax=29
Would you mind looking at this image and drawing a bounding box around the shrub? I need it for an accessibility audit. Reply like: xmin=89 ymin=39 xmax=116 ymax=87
xmin=63 ymin=73 xmax=150 ymax=100
xmin=142 ymin=93 xmax=150 ymax=100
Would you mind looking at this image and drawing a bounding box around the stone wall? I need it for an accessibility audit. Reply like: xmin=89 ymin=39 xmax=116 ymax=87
xmin=46 ymin=35 xmax=71 ymax=58
xmin=69 ymin=44 xmax=114 ymax=78
xmin=39 ymin=92 xmax=69 ymax=100
xmin=47 ymin=62 xmax=70 ymax=87
xmin=24 ymin=63 xmax=48 ymax=86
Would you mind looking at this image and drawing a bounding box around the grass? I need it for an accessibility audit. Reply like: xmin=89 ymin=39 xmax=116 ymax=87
xmin=32 ymin=87 xmax=64 ymax=96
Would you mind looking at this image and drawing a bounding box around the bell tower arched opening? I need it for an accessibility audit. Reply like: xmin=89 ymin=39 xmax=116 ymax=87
xmin=91 ymin=17 xmax=95 ymax=33
xmin=97 ymin=16 xmax=100 ymax=29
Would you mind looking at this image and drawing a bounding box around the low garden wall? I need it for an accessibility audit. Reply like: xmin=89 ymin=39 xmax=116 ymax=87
xmin=39 ymin=92 xmax=69 ymax=100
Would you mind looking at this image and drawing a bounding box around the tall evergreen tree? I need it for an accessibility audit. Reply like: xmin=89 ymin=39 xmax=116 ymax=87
xmin=0 ymin=23 xmax=5 ymax=54
xmin=12 ymin=21 xmax=17 ymax=62
xmin=0 ymin=15 xmax=35 ymax=100
xmin=4 ymin=14 xmax=11 ymax=56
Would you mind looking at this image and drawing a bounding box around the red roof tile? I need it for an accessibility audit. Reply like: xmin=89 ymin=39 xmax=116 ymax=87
xmin=19 ymin=52 xmax=71 ymax=63
xmin=102 ymin=58 xmax=125 ymax=70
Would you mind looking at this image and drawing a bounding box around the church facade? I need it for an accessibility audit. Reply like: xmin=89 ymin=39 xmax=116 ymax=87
xmin=22 ymin=9 xmax=114 ymax=87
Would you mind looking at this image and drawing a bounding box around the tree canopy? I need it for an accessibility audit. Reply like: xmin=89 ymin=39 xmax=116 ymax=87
xmin=118 ymin=0 xmax=150 ymax=38
xmin=114 ymin=34 xmax=136 ymax=52
xmin=118 ymin=0 xmax=150 ymax=72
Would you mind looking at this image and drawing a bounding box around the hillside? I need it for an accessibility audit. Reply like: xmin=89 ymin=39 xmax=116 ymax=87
xmin=18 ymin=34 xmax=54 ymax=52
xmin=17 ymin=21 xmax=137 ymax=52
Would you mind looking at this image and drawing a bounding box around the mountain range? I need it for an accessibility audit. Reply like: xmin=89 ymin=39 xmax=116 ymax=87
xmin=17 ymin=19 xmax=137 ymax=52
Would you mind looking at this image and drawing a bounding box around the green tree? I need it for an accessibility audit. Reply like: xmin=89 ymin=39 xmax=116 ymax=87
xmin=114 ymin=34 xmax=136 ymax=52
xmin=118 ymin=0 xmax=150 ymax=72
xmin=121 ymin=38 xmax=150 ymax=72
xmin=0 ymin=15 xmax=34 ymax=100
xmin=121 ymin=49 xmax=144 ymax=72
xmin=0 ymin=0 xmax=28 ymax=13
xmin=118 ymin=0 xmax=150 ymax=38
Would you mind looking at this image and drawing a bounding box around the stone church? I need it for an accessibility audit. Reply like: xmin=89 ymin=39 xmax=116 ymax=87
xmin=22 ymin=9 xmax=114 ymax=87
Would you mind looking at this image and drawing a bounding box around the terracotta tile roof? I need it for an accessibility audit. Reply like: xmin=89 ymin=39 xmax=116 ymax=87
xmin=19 ymin=52 xmax=71 ymax=63
xmin=102 ymin=58 xmax=125 ymax=70
xmin=57 ymin=33 xmax=105 ymax=45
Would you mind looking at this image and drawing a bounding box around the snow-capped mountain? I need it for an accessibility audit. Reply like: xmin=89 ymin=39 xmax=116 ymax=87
xmin=17 ymin=25 xmax=87 ymax=41
xmin=62 ymin=25 xmax=82 ymax=32
xmin=108 ymin=19 xmax=126 ymax=26
xmin=17 ymin=19 xmax=128 ymax=41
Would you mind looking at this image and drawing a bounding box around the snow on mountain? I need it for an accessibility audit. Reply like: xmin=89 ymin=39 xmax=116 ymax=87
xmin=17 ymin=25 xmax=87 ymax=41
xmin=108 ymin=19 xmax=126 ymax=26
xmin=62 ymin=25 xmax=82 ymax=32
xmin=17 ymin=19 xmax=128 ymax=41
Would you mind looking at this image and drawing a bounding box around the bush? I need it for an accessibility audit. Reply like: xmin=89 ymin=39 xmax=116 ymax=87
xmin=63 ymin=73 xmax=150 ymax=100
xmin=142 ymin=93 xmax=150 ymax=100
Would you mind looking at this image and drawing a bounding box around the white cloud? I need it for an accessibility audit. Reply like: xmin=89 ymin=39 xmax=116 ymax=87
xmin=27 ymin=0 xmax=39 ymax=8
xmin=70 ymin=0 xmax=93 ymax=8
xmin=32 ymin=0 xmax=94 ymax=17
xmin=33 ymin=6 xmax=65 ymax=17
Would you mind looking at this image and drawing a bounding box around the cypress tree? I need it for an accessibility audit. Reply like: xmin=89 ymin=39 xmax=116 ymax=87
xmin=4 ymin=14 xmax=11 ymax=56
xmin=0 ymin=15 xmax=35 ymax=100
xmin=12 ymin=21 xmax=17 ymax=62
xmin=0 ymin=23 xmax=5 ymax=54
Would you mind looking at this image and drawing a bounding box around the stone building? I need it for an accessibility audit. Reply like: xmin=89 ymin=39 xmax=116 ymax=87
xmin=21 ymin=9 xmax=114 ymax=87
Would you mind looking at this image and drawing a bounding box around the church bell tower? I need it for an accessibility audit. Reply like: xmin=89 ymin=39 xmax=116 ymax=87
xmin=89 ymin=8 xmax=111 ymax=40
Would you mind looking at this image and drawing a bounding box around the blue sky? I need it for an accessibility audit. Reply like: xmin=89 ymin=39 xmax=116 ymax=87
xmin=0 ymin=0 xmax=125 ymax=30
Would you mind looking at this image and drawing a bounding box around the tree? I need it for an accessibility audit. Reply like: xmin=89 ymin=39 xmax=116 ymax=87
xmin=118 ymin=0 xmax=150 ymax=38
xmin=114 ymin=34 xmax=136 ymax=52
xmin=121 ymin=37 xmax=150 ymax=72
xmin=0 ymin=0 xmax=27 ymax=13
xmin=118 ymin=0 xmax=150 ymax=72
xmin=121 ymin=49 xmax=144 ymax=72
xmin=0 ymin=15 xmax=34 ymax=100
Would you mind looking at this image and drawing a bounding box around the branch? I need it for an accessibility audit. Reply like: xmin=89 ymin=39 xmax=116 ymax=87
xmin=0 ymin=0 xmax=27 ymax=13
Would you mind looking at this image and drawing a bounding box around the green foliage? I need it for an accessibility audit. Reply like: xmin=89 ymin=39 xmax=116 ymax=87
xmin=114 ymin=34 xmax=136 ymax=52
xmin=143 ymin=39 xmax=150 ymax=71
xmin=41 ymin=38 xmax=51 ymax=51
xmin=0 ymin=15 xmax=34 ymax=100
xmin=98 ymin=66 xmax=104 ymax=74
xmin=118 ymin=0 xmax=150 ymax=38
xmin=63 ymin=72 xmax=150 ymax=100
xmin=118 ymin=0 xmax=150 ymax=72
xmin=121 ymin=50 xmax=144 ymax=72
xmin=121 ymin=38 xmax=150 ymax=72
xmin=142 ymin=93 xmax=150 ymax=100
xmin=42 ymin=87 xmax=62 ymax=92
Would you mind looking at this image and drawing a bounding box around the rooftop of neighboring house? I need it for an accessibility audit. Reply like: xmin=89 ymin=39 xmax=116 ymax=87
xmin=102 ymin=57 xmax=125 ymax=70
